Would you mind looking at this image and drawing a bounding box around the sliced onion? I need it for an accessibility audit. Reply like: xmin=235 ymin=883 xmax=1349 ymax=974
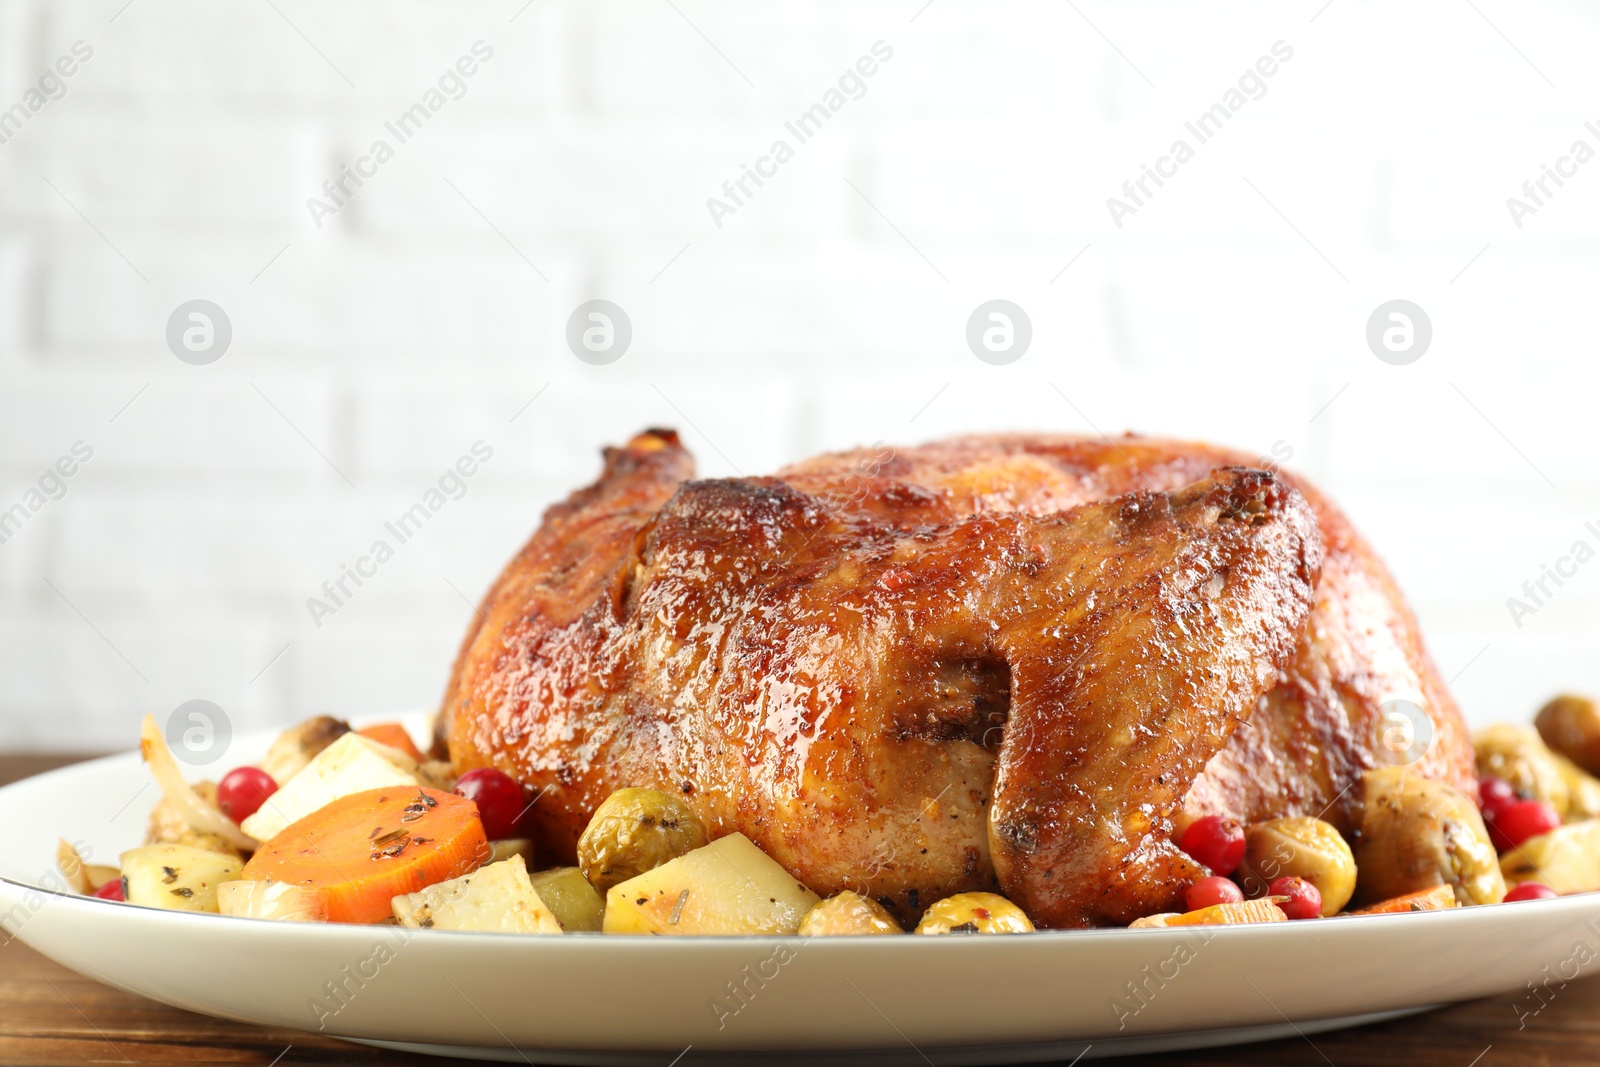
xmin=415 ymin=759 xmax=457 ymax=791
xmin=139 ymin=714 xmax=256 ymax=851
xmin=217 ymin=879 xmax=327 ymax=922
xmin=85 ymin=864 xmax=120 ymax=891
xmin=56 ymin=839 xmax=92 ymax=894
xmin=54 ymin=840 xmax=120 ymax=894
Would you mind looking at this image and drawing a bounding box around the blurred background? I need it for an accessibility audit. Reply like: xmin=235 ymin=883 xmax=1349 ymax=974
xmin=1 ymin=0 xmax=1596 ymax=749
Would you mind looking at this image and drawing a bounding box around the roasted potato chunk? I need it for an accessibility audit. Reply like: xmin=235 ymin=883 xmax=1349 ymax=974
xmin=578 ymin=788 xmax=709 ymax=893
xmin=239 ymin=733 xmax=418 ymax=842
xmin=392 ymin=855 xmax=561 ymax=934
xmin=121 ymin=844 xmax=242 ymax=913
xmin=1354 ymin=767 xmax=1505 ymax=907
xmin=602 ymin=833 xmax=818 ymax=935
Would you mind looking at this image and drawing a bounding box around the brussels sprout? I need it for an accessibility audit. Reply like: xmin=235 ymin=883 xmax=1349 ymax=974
xmin=914 ymin=892 xmax=1034 ymax=934
xmin=1354 ymin=767 xmax=1504 ymax=907
xmin=1236 ymin=816 xmax=1355 ymax=916
xmin=800 ymin=891 xmax=903 ymax=936
xmin=578 ymin=788 xmax=709 ymax=892
xmin=1474 ymin=723 xmax=1570 ymax=816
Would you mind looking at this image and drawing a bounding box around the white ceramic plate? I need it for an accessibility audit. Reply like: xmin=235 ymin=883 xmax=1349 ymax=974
xmin=1 ymin=722 xmax=1587 ymax=1064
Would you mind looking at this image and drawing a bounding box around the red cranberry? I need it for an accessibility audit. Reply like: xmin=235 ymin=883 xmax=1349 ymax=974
xmin=216 ymin=766 xmax=279 ymax=823
xmin=1478 ymin=775 xmax=1518 ymax=822
xmin=454 ymin=767 xmax=528 ymax=840
xmin=1504 ymin=882 xmax=1559 ymax=902
xmin=1487 ymin=799 xmax=1560 ymax=853
xmin=1269 ymin=875 xmax=1322 ymax=920
xmin=1185 ymin=875 xmax=1244 ymax=911
xmin=1178 ymin=815 xmax=1246 ymax=876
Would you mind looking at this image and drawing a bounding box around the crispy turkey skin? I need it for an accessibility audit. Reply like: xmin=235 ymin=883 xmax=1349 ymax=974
xmin=778 ymin=435 xmax=1477 ymax=835
xmin=440 ymin=431 xmax=1323 ymax=927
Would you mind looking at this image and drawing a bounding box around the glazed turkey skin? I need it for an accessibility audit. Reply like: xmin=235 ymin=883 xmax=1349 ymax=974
xmin=438 ymin=430 xmax=1335 ymax=927
xmin=777 ymin=434 xmax=1476 ymax=837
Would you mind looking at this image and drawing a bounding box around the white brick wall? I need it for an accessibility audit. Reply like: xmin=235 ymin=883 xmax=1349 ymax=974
xmin=3 ymin=0 xmax=1600 ymax=749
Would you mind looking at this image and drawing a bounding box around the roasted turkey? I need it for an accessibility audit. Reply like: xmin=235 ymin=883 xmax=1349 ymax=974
xmin=436 ymin=430 xmax=1473 ymax=928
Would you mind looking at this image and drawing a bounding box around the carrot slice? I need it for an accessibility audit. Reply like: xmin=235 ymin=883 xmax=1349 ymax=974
xmin=240 ymin=787 xmax=485 ymax=924
xmin=356 ymin=723 xmax=425 ymax=763
xmin=1153 ymin=898 xmax=1288 ymax=927
xmin=1347 ymin=884 xmax=1459 ymax=915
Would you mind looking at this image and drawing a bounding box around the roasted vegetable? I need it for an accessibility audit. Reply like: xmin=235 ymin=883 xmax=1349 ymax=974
xmin=1236 ymin=816 xmax=1356 ymax=917
xmin=392 ymin=855 xmax=561 ymax=933
xmin=146 ymin=780 xmax=215 ymax=845
xmin=578 ymin=788 xmax=709 ymax=893
xmin=239 ymin=732 xmax=419 ymax=842
xmin=1474 ymin=723 xmax=1571 ymax=817
xmin=1346 ymin=884 xmax=1459 ymax=914
xmin=415 ymin=760 xmax=458 ymax=792
xmin=1535 ymin=694 xmax=1600 ymax=777
xmin=240 ymin=786 xmax=486 ymax=924
xmin=55 ymin=840 xmax=118 ymax=895
xmin=1551 ymin=752 xmax=1600 ymax=821
xmin=915 ymin=893 xmax=1034 ymax=934
xmin=527 ymin=867 xmax=605 ymax=932
xmin=147 ymin=806 xmax=244 ymax=863
xmin=121 ymin=843 xmax=242 ymax=913
xmin=217 ymin=880 xmax=329 ymax=922
xmin=603 ymin=833 xmax=819 ymax=935
xmin=356 ymin=722 xmax=426 ymax=763
xmin=800 ymin=892 xmax=903 ymax=936
xmin=1499 ymin=821 xmax=1600 ymax=894
xmin=1130 ymin=898 xmax=1287 ymax=927
xmin=1353 ymin=767 xmax=1505 ymax=907
xmin=147 ymin=791 xmax=245 ymax=858
xmin=487 ymin=839 xmax=534 ymax=865
xmin=258 ymin=715 xmax=351 ymax=785
xmin=139 ymin=715 xmax=255 ymax=852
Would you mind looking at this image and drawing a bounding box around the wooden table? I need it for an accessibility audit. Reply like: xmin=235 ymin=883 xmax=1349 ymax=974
xmin=2 ymin=754 xmax=1595 ymax=1066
